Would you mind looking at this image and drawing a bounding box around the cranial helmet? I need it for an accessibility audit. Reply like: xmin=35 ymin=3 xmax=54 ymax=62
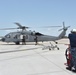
xmin=71 ymin=29 xmax=76 ymax=33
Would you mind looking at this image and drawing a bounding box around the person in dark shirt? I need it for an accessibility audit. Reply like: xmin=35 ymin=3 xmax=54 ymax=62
xmin=22 ymin=35 xmax=26 ymax=45
xmin=68 ymin=29 xmax=76 ymax=72
xmin=34 ymin=35 xmax=38 ymax=45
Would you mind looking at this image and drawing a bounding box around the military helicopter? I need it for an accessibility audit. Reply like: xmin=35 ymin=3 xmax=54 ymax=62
xmin=0 ymin=22 xmax=70 ymax=45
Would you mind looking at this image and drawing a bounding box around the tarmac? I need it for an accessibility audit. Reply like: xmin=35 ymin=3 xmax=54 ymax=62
xmin=0 ymin=39 xmax=76 ymax=75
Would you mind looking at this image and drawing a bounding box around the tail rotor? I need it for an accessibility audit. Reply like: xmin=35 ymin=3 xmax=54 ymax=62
xmin=59 ymin=22 xmax=70 ymax=31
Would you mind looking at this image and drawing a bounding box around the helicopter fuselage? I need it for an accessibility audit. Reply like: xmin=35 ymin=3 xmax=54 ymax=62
xmin=1 ymin=31 xmax=58 ymax=44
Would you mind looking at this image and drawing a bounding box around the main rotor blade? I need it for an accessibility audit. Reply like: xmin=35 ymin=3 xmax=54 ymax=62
xmin=31 ymin=26 xmax=62 ymax=28
xmin=14 ymin=22 xmax=22 ymax=28
xmin=41 ymin=26 xmax=62 ymax=28
xmin=0 ymin=28 xmax=18 ymax=30
xmin=14 ymin=22 xmax=29 ymax=29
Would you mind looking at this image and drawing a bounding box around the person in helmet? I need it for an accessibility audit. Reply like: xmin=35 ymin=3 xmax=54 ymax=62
xmin=67 ymin=29 xmax=76 ymax=72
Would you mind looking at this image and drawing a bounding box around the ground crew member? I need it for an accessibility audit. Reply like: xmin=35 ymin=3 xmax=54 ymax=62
xmin=34 ymin=35 xmax=38 ymax=45
xmin=68 ymin=29 xmax=76 ymax=72
xmin=22 ymin=35 xmax=26 ymax=45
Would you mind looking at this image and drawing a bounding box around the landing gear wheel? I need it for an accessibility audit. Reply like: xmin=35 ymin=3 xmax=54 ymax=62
xmin=15 ymin=42 xmax=20 ymax=45
xmin=57 ymin=47 xmax=59 ymax=50
xmin=49 ymin=48 xmax=51 ymax=50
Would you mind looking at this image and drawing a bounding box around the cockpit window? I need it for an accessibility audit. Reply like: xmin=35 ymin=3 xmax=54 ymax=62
xmin=14 ymin=35 xmax=17 ymax=39
xmin=35 ymin=32 xmax=43 ymax=36
xmin=5 ymin=34 xmax=10 ymax=38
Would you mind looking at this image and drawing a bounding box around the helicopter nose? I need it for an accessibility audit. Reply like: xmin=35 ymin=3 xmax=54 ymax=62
xmin=1 ymin=38 xmax=5 ymax=41
xmin=0 ymin=38 xmax=2 ymax=41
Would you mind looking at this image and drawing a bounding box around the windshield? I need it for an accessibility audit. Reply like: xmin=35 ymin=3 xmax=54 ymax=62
xmin=5 ymin=33 xmax=11 ymax=38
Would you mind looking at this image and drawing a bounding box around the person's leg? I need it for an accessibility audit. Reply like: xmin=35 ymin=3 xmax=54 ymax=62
xmin=66 ymin=59 xmax=72 ymax=70
xmin=71 ymin=48 xmax=76 ymax=72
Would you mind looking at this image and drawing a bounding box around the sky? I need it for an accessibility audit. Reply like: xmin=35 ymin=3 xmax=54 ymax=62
xmin=0 ymin=0 xmax=76 ymax=36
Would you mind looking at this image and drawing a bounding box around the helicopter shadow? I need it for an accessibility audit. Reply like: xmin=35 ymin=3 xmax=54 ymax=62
xmin=0 ymin=46 xmax=42 ymax=54
xmin=0 ymin=47 xmax=49 ymax=62
xmin=0 ymin=43 xmax=38 ymax=45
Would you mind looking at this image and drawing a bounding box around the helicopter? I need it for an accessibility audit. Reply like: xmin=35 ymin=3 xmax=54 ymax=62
xmin=0 ymin=22 xmax=70 ymax=46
